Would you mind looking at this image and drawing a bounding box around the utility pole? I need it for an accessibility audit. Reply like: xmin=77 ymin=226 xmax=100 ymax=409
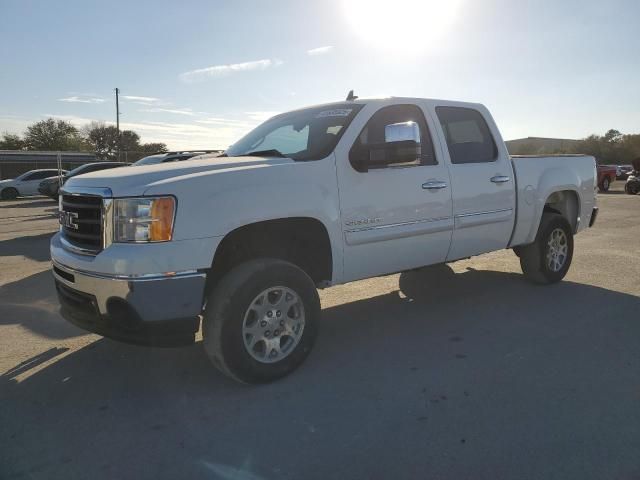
xmin=115 ymin=87 xmax=121 ymax=161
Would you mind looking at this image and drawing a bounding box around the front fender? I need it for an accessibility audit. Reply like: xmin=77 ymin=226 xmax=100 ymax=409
xmin=143 ymin=157 xmax=345 ymax=283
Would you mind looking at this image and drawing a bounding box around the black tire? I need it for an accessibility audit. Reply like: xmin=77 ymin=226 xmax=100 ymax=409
xmin=1 ymin=187 xmax=18 ymax=200
xmin=599 ymin=177 xmax=610 ymax=192
xmin=626 ymin=182 xmax=639 ymax=195
xmin=202 ymin=258 xmax=320 ymax=384
xmin=519 ymin=213 xmax=574 ymax=285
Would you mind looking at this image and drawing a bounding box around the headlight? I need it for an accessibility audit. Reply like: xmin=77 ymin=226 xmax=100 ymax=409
xmin=113 ymin=196 xmax=176 ymax=243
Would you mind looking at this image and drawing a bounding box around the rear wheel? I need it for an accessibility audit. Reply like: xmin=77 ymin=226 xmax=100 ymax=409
xmin=626 ymin=182 xmax=639 ymax=195
xmin=519 ymin=213 xmax=574 ymax=285
xmin=1 ymin=187 xmax=18 ymax=200
xmin=202 ymin=258 xmax=320 ymax=384
xmin=599 ymin=177 xmax=610 ymax=192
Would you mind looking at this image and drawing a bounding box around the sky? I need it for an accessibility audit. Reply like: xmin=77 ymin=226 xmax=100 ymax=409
xmin=0 ymin=0 xmax=639 ymax=150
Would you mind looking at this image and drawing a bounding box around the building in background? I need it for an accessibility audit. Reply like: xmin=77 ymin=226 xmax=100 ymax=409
xmin=0 ymin=151 xmax=97 ymax=179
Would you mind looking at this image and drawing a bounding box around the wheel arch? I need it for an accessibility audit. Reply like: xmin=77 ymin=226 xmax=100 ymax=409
xmin=543 ymin=189 xmax=580 ymax=233
xmin=207 ymin=217 xmax=334 ymax=292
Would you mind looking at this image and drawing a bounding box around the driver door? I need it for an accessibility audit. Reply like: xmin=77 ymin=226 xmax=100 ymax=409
xmin=335 ymin=102 xmax=453 ymax=282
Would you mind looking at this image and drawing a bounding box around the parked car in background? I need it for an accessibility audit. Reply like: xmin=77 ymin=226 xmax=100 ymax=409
xmin=38 ymin=162 xmax=128 ymax=199
xmin=597 ymin=163 xmax=617 ymax=192
xmin=132 ymin=150 xmax=223 ymax=166
xmin=0 ymin=169 xmax=66 ymax=199
xmin=51 ymin=97 xmax=598 ymax=384
xmin=625 ymin=158 xmax=640 ymax=195
xmin=617 ymin=165 xmax=633 ymax=180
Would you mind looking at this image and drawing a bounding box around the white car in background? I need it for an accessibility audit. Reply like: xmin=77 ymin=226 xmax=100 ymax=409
xmin=0 ymin=169 xmax=65 ymax=200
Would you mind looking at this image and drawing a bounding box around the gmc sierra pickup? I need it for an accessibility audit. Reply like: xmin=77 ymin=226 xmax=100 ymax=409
xmin=51 ymin=97 xmax=598 ymax=383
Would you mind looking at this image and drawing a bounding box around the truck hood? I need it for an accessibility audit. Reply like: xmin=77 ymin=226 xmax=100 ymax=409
xmin=64 ymin=156 xmax=296 ymax=197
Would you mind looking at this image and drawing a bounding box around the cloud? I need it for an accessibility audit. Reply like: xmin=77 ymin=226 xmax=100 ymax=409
xmin=244 ymin=111 xmax=280 ymax=122
xmin=139 ymin=107 xmax=195 ymax=116
xmin=43 ymin=113 xmax=252 ymax=151
xmin=306 ymin=46 xmax=334 ymax=56
xmin=121 ymin=95 xmax=162 ymax=105
xmin=196 ymin=117 xmax=254 ymax=128
xmin=179 ymin=59 xmax=282 ymax=83
xmin=58 ymin=96 xmax=105 ymax=104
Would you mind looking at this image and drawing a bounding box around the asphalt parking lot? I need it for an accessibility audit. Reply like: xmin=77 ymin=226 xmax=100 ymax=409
xmin=1 ymin=186 xmax=639 ymax=480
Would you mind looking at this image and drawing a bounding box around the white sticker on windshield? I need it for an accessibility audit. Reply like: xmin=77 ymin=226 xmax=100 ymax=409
xmin=316 ymin=109 xmax=353 ymax=118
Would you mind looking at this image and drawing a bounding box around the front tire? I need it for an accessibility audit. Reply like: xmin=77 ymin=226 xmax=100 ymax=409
xmin=1 ymin=187 xmax=18 ymax=200
xmin=202 ymin=259 xmax=320 ymax=384
xmin=519 ymin=213 xmax=574 ymax=285
xmin=626 ymin=182 xmax=639 ymax=195
xmin=599 ymin=177 xmax=610 ymax=192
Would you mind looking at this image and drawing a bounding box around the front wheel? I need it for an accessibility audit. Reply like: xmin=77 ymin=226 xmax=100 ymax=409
xmin=1 ymin=187 xmax=18 ymax=200
xmin=519 ymin=213 xmax=574 ymax=285
xmin=202 ymin=258 xmax=320 ymax=384
xmin=599 ymin=177 xmax=610 ymax=192
xmin=626 ymin=182 xmax=639 ymax=195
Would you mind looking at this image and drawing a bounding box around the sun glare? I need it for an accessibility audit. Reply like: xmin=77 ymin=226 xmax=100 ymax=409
xmin=342 ymin=0 xmax=461 ymax=54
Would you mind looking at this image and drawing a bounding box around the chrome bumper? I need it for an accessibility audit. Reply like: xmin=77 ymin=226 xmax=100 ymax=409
xmin=52 ymin=261 xmax=206 ymax=346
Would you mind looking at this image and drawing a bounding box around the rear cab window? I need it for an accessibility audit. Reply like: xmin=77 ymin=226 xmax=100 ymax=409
xmin=436 ymin=106 xmax=498 ymax=164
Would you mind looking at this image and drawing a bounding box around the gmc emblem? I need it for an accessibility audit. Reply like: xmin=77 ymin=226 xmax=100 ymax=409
xmin=59 ymin=210 xmax=79 ymax=230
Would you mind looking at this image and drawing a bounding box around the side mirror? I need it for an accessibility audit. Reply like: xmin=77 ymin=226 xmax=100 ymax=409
xmin=351 ymin=140 xmax=422 ymax=172
xmin=385 ymin=121 xmax=420 ymax=143
xmin=368 ymin=139 xmax=421 ymax=167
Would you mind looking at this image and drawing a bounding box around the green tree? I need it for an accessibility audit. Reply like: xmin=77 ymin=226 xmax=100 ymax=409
xmin=24 ymin=118 xmax=81 ymax=151
xmin=604 ymin=129 xmax=623 ymax=144
xmin=0 ymin=132 xmax=25 ymax=150
xmin=139 ymin=142 xmax=168 ymax=153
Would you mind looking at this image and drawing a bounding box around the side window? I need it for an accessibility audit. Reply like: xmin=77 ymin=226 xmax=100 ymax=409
xmin=25 ymin=171 xmax=51 ymax=180
xmin=436 ymin=107 xmax=498 ymax=164
xmin=349 ymin=104 xmax=436 ymax=171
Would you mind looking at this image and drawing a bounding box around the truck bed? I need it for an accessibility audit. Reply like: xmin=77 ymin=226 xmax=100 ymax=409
xmin=509 ymin=154 xmax=597 ymax=247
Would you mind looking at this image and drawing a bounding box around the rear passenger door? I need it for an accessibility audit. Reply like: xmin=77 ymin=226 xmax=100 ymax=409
xmin=434 ymin=106 xmax=516 ymax=261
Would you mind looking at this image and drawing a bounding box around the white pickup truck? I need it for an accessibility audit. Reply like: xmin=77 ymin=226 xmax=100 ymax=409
xmin=51 ymin=97 xmax=598 ymax=383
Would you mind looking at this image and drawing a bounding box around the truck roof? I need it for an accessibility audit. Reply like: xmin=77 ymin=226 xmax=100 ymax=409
xmin=287 ymin=96 xmax=485 ymax=114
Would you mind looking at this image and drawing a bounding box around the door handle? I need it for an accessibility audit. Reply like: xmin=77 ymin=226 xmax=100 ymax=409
xmin=422 ymin=181 xmax=448 ymax=190
xmin=490 ymin=175 xmax=510 ymax=184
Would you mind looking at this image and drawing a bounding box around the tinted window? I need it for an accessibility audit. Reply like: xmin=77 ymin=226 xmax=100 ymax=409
xmin=350 ymin=104 xmax=436 ymax=170
xmin=436 ymin=107 xmax=497 ymax=164
xmin=67 ymin=163 xmax=123 ymax=177
xmin=24 ymin=171 xmax=56 ymax=180
xmin=87 ymin=163 xmax=123 ymax=172
xmin=133 ymin=155 xmax=165 ymax=166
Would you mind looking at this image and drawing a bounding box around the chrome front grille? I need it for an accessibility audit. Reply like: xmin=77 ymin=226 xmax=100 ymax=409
xmin=60 ymin=194 xmax=103 ymax=254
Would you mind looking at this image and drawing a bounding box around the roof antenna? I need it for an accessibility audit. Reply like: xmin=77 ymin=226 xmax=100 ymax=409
xmin=346 ymin=89 xmax=358 ymax=101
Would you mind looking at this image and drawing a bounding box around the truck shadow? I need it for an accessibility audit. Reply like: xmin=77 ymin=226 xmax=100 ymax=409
xmin=0 ymin=231 xmax=54 ymax=262
xmin=0 ymin=270 xmax=88 ymax=339
xmin=2 ymin=266 xmax=640 ymax=478
xmin=0 ymin=198 xmax=56 ymax=209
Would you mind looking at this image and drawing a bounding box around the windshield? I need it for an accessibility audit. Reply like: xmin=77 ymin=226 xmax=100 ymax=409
xmin=133 ymin=155 xmax=165 ymax=166
xmin=225 ymin=103 xmax=363 ymax=161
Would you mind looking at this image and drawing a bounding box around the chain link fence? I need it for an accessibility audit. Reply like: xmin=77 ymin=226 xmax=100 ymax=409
xmin=0 ymin=150 xmax=160 ymax=179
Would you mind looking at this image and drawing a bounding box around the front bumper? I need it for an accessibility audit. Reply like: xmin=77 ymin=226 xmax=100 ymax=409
xmin=52 ymin=261 xmax=206 ymax=346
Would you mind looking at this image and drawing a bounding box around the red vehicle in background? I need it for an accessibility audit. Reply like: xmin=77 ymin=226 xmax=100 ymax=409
xmin=597 ymin=163 xmax=617 ymax=192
